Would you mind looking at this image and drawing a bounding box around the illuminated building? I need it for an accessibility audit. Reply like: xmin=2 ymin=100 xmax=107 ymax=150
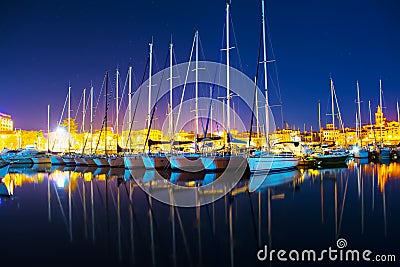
xmin=305 ymin=105 xmax=400 ymax=146
xmin=0 ymin=112 xmax=14 ymax=132
xmin=362 ymin=105 xmax=400 ymax=145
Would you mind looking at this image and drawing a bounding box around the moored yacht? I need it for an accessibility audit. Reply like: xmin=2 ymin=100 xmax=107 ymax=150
xmin=0 ymin=163 xmax=10 ymax=178
xmin=93 ymin=156 xmax=110 ymax=167
xmin=108 ymin=156 xmax=124 ymax=167
xmin=201 ymin=154 xmax=247 ymax=172
xmin=247 ymin=151 xmax=299 ymax=173
xmin=82 ymin=156 xmax=96 ymax=166
xmin=31 ymin=154 xmax=51 ymax=164
xmin=311 ymin=150 xmax=349 ymax=167
xmin=142 ymin=154 xmax=170 ymax=169
xmin=377 ymin=146 xmax=390 ymax=160
xmin=353 ymin=147 xmax=369 ymax=159
xmin=169 ymin=153 xmax=204 ymax=172
xmin=124 ymin=154 xmax=145 ymax=169
xmin=50 ymin=155 xmax=65 ymax=165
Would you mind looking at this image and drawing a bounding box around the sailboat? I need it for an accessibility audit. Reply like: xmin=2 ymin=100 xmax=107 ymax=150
xmin=93 ymin=71 xmax=111 ymax=167
xmin=310 ymin=78 xmax=348 ymax=167
xmin=124 ymin=42 xmax=155 ymax=169
xmin=81 ymin=84 xmax=97 ymax=166
xmin=169 ymin=31 xmax=205 ymax=172
xmin=199 ymin=2 xmax=247 ymax=172
xmin=353 ymin=81 xmax=369 ymax=158
xmin=61 ymin=83 xmax=76 ymax=166
xmin=246 ymin=0 xmax=299 ymax=173
xmin=108 ymin=68 xmax=125 ymax=167
xmin=375 ymin=79 xmax=390 ymax=160
xmin=74 ymin=88 xmax=89 ymax=166
xmin=122 ymin=65 xmax=146 ymax=169
xmin=142 ymin=40 xmax=171 ymax=170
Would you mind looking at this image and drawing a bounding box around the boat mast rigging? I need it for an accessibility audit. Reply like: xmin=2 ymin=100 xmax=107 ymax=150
xmin=261 ymin=0 xmax=270 ymax=150
xmin=356 ymin=80 xmax=363 ymax=146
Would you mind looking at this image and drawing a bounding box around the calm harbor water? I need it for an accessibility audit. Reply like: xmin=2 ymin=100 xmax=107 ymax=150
xmin=0 ymin=159 xmax=399 ymax=267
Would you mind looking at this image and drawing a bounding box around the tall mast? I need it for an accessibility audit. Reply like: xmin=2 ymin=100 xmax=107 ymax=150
xmin=318 ymin=100 xmax=321 ymax=135
xmin=261 ymin=0 xmax=269 ymax=149
xmin=148 ymin=40 xmax=153 ymax=130
xmin=255 ymin=77 xmax=260 ymax=138
xmin=169 ymin=41 xmax=174 ymax=139
xmin=397 ymin=100 xmax=400 ymax=138
xmin=195 ymin=30 xmax=199 ymax=142
xmin=90 ymin=83 xmax=93 ymax=154
xmin=355 ymin=112 xmax=358 ymax=142
xmin=128 ymin=66 xmax=132 ymax=152
xmin=356 ymin=81 xmax=362 ymax=146
xmin=82 ymin=88 xmax=86 ymax=133
xmin=226 ymin=2 xmax=231 ymax=136
xmin=47 ymin=104 xmax=50 ymax=152
xmin=368 ymin=100 xmax=372 ymax=125
xmin=209 ymin=85 xmax=213 ymax=136
xmin=68 ymin=82 xmax=71 ymax=153
xmin=116 ymin=68 xmax=119 ymax=137
xmin=105 ymin=71 xmax=109 ymax=155
xmin=379 ymin=79 xmax=383 ymax=143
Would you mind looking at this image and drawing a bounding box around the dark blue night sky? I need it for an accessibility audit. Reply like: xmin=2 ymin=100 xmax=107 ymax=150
xmin=1 ymin=0 xmax=399 ymax=131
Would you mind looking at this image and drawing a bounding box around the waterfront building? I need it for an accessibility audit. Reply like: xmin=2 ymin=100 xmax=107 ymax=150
xmin=312 ymin=105 xmax=400 ymax=147
xmin=362 ymin=105 xmax=400 ymax=145
xmin=0 ymin=112 xmax=14 ymax=132
xmin=322 ymin=123 xmax=341 ymax=143
xmin=271 ymin=127 xmax=301 ymax=143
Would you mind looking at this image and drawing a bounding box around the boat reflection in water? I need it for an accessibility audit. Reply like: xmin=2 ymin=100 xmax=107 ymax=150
xmin=0 ymin=160 xmax=400 ymax=267
xmin=249 ymin=169 xmax=301 ymax=192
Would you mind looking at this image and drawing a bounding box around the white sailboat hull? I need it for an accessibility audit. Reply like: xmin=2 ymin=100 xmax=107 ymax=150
xmin=31 ymin=156 xmax=51 ymax=164
xmin=108 ymin=157 xmax=125 ymax=167
xmin=247 ymin=154 xmax=299 ymax=173
xmin=82 ymin=157 xmax=97 ymax=166
xmin=201 ymin=156 xmax=247 ymax=171
xmin=142 ymin=155 xmax=170 ymax=169
xmin=0 ymin=164 xmax=10 ymax=178
xmin=50 ymin=156 xmax=65 ymax=165
xmin=169 ymin=155 xmax=204 ymax=172
xmin=93 ymin=157 xmax=110 ymax=167
xmin=124 ymin=155 xmax=145 ymax=169
xmin=62 ymin=157 xmax=76 ymax=166
xmin=74 ymin=157 xmax=87 ymax=165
